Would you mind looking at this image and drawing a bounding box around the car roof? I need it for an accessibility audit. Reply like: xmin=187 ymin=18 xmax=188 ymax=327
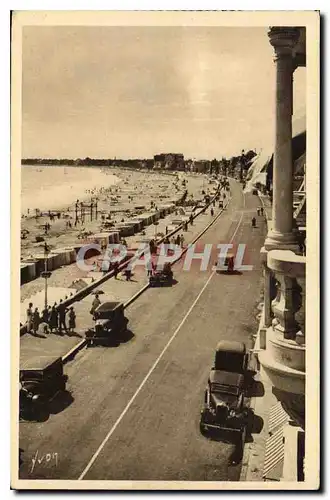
xmin=216 ymin=340 xmax=246 ymax=354
xmin=96 ymin=301 xmax=122 ymax=311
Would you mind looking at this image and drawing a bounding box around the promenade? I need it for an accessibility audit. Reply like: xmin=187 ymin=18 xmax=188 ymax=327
xmin=20 ymin=181 xmax=222 ymax=365
xmin=19 ymin=179 xmax=267 ymax=482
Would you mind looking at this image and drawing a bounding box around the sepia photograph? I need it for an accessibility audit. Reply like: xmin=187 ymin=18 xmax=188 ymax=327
xmin=11 ymin=10 xmax=319 ymax=490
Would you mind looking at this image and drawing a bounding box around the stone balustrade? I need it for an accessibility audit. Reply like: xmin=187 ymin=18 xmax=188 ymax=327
xmin=258 ymin=249 xmax=306 ymax=429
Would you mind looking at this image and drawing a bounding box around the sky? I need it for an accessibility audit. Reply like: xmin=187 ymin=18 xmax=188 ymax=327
xmin=22 ymin=26 xmax=306 ymax=160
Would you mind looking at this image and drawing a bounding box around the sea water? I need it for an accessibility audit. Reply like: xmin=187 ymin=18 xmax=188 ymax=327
xmin=21 ymin=165 xmax=120 ymax=214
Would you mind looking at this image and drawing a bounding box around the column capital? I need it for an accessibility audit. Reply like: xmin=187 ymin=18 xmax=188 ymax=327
xmin=268 ymin=27 xmax=301 ymax=56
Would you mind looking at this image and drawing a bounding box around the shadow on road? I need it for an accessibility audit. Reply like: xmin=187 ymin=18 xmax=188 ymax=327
xmin=245 ymin=380 xmax=265 ymax=398
xmin=216 ymin=270 xmax=243 ymax=276
xmin=245 ymin=409 xmax=264 ymax=442
xmin=19 ymin=390 xmax=74 ymax=423
xmin=87 ymin=328 xmax=135 ymax=348
xmin=49 ymin=390 xmax=74 ymax=415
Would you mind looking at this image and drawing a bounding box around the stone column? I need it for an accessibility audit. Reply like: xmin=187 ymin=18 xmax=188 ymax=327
xmin=260 ymin=247 xmax=273 ymax=328
xmin=265 ymin=27 xmax=300 ymax=252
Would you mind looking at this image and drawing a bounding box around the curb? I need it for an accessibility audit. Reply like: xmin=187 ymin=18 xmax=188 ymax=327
xmin=61 ymin=182 xmax=226 ymax=364
xmin=62 ymin=338 xmax=87 ymax=364
xmin=240 ymin=192 xmax=268 ymax=481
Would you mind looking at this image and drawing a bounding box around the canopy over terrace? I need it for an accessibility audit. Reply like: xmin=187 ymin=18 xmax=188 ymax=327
xmin=244 ymin=149 xmax=273 ymax=193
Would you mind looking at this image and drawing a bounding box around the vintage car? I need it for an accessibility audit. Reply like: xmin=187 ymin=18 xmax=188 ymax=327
xmin=19 ymin=355 xmax=68 ymax=419
xmin=86 ymin=301 xmax=128 ymax=345
xmin=149 ymin=262 xmax=173 ymax=287
xmin=200 ymin=341 xmax=251 ymax=441
xmin=214 ymin=251 xmax=235 ymax=272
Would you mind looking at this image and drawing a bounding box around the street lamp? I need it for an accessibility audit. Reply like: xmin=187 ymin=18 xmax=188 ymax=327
xmin=154 ymin=221 xmax=159 ymax=239
xmin=41 ymin=242 xmax=52 ymax=308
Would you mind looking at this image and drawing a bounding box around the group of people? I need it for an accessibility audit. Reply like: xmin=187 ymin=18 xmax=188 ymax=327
xmin=163 ymin=234 xmax=185 ymax=247
xmin=26 ymin=300 xmax=76 ymax=335
xmin=252 ymin=207 xmax=264 ymax=227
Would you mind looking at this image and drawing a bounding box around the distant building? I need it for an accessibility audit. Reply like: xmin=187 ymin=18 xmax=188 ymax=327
xmin=190 ymin=159 xmax=211 ymax=173
xmin=153 ymin=153 xmax=185 ymax=171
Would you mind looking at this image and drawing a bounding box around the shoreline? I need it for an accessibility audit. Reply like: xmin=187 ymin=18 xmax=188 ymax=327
xmin=21 ymin=165 xmax=122 ymax=215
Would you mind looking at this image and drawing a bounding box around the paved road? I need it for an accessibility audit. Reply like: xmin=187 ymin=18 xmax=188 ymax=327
xmin=19 ymin=180 xmax=266 ymax=482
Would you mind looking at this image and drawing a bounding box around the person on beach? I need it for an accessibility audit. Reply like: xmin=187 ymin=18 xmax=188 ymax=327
xmin=32 ymin=308 xmax=40 ymax=335
xmin=49 ymin=305 xmax=58 ymax=333
xmin=68 ymin=307 xmax=76 ymax=333
xmin=26 ymin=302 xmax=33 ymax=333
xmin=58 ymin=300 xmax=68 ymax=334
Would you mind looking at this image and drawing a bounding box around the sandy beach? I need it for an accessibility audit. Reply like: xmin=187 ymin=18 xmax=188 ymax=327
xmin=21 ymin=168 xmax=181 ymax=259
xmin=20 ymin=168 xmax=216 ymax=304
xmin=20 ymin=167 xmax=211 ymax=269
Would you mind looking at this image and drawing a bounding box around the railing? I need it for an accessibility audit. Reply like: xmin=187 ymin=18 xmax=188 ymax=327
xmin=258 ymin=249 xmax=306 ymax=418
xmin=268 ymin=249 xmax=305 ymax=345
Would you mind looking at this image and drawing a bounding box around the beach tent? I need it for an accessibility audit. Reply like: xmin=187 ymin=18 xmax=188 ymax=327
xmin=21 ymin=262 xmax=37 ymax=284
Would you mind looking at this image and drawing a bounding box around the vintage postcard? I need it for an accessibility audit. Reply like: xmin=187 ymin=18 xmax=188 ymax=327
xmin=11 ymin=10 xmax=320 ymax=490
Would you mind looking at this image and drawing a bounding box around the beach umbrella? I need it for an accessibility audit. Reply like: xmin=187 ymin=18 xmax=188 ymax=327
xmin=91 ymin=290 xmax=105 ymax=295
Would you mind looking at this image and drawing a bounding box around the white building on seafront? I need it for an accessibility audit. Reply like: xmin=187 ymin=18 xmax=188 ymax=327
xmin=251 ymin=26 xmax=312 ymax=483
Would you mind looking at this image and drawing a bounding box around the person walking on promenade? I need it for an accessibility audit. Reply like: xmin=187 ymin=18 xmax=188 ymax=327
xmin=58 ymin=300 xmax=68 ymax=334
xmin=125 ymin=268 xmax=132 ymax=281
xmin=68 ymin=307 xmax=76 ymax=333
xmin=147 ymin=258 xmax=153 ymax=277
xmin=180 ymin=234 xmax=185 ymax=248
xmin=41 ymin=306 xmax=49 ymax=324
xmin=260 ymin=206 xmax=264 ymax=216
xmin=26 ymin=302 xmax=33 ymax=333
xmin=113 ymin=261 xmax=119 ymax=279
xmin=32 ymin=307 xmax=40 ymax=335
xmin=211 ymin=207 xmax=214 ymax=217
xmin=49 ymin=305 xmax=58 ymax=333
xmin=90 ymin=293 xmax=101 ymax=317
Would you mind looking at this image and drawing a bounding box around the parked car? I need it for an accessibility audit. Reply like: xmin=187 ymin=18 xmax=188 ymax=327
xmin=20 ymin=356 xmax=68 ymax=420
xmin=200 ymin=341 xmax=254 ymax=444
xmin=86 ymin=301 xmax=128 ymax=346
